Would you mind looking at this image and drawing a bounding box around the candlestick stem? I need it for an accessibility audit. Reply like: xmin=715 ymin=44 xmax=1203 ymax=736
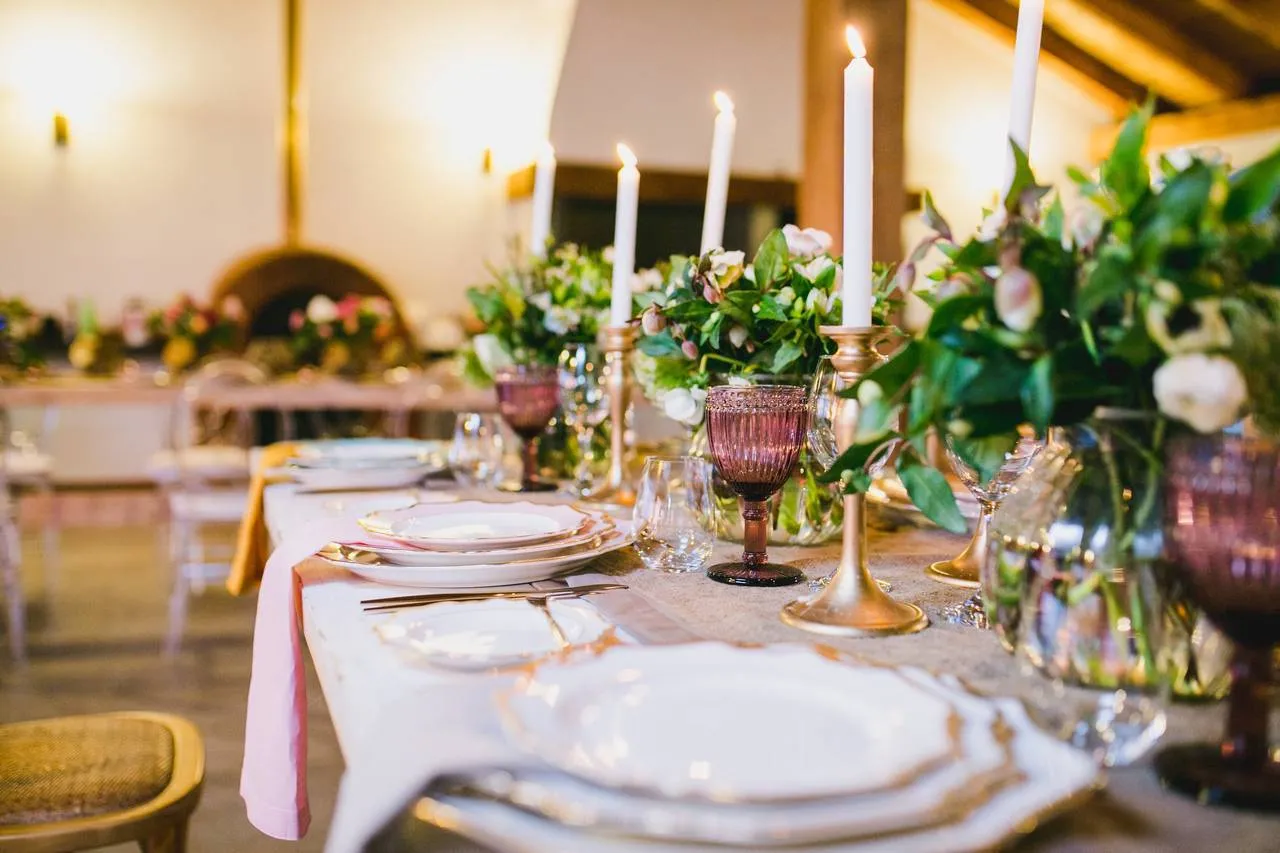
xmin=584 ymin=325 xmax=637 ymax=509
xmin=780 ymin=326 xmax=928 ymax=637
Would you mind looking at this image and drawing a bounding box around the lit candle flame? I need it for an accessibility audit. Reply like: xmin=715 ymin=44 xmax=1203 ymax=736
xmin=845 ymin=25 xmax=866 ymax=59
xmin=616 ymin=143 xmax=637 ymax=168
xmin=713 ymin=91 xmax=734 ymax=114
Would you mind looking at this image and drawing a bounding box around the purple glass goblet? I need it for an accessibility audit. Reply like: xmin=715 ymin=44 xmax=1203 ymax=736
xmin=703 ymin=384 xmax=808 ymax=586
xmin=1158 ymin=435 xmax=1280 ymax=811
xmin=494 ymin=364 xmax=561 ymax=493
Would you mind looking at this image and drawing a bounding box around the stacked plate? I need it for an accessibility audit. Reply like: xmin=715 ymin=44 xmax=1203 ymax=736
xmin=288 ymin=438 xmax=448 ymax=490
xmin=415 ymin=643 xmax=1102 ymax=851
xmin=319 ymin=500 xmax=630 ymax=587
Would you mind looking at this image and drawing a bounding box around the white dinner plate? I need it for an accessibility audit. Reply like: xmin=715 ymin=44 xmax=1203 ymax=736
xmin=319 ymin=528 xmax=631 ymax=588
xmin=460 ymin=666 xmax=1016 ymax=846
xmin=295 ymin=438 xmax=448 ymax=468
xmin=373 ymin=598 xmax=611 ymax=671
xmin=320 ymin=491 xmax=445 ymax=516
xmin=361 ymin=501 xmax=590 ymax=551
xmin=289 ymin=463 xmax=438 ymax=492
xmin=345 ymin=517 xmax=619 ymax=567
xmin=499 ymin=643 xmax=959 ymax=803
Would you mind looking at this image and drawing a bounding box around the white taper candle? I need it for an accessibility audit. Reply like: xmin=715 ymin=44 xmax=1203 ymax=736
xmin=610 ymin=143 xmax=640 ymax=326
xmin=842 ymin=25 xmax=874 ymax=328
xmin=699 ymin=91 xmax=737 ymax=255
xmin=530 ymin=141 xmax=556 ymax=258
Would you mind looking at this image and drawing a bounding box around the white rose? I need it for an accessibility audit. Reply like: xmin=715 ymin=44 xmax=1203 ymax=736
xmin=1154 ymin=354 xmax=1247 ymax=433
xmin=1145 ymin=298 xmax=1232 ymax=355
xmin=728 ymin=325 xmax=748 ymax=348
xmin=306 ymin=295 xmax=338 ymax=324
xmin=472 ymin=333 xmax=513 ymax=377
xmin=994 ymin=267 xmax=1042 ymax=332
xmin=804 ymin=288 xmax=830 ymax=315
xmin=661 ymin=387 xmax=708 ymax=427
xmin=781 ymin=224 xmax=833 ymax=259
xmin=709 ymin=249 xmax=746 ymax=275
xmin=794 ymin=256 xmax=835 ymax=282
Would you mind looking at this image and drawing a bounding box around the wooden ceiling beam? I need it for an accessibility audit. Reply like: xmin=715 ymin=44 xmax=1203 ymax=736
xmin=931 ymin=0 xmax=1142 ymax=117
xmin=1184 ymin=0 xmax=1280 ymax=52
xmin=1090 ymin=91 xmax=1280 ymax=160
xmin=1045 ymin=0 xmax=1249 ymax=107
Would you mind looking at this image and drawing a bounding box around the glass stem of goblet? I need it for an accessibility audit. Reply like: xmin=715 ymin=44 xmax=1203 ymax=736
xmin=575 ymin=422 xmax=595 ymax=485
xmin=520 ymin=437 xmax=540 ymax=490
xmin=1224 ymin=644 xmax=1273 ymax=769
xmin=741 ymin=499 xmax=770 ymax=569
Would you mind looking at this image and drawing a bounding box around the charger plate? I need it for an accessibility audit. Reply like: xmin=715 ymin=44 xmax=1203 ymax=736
xmin=344 ymin=518 xmax=617 ymax=567
xmin=361 ymin=502 xmax=590 ymax=551
xmin=498 ymin=643 xmax=961 ymax=804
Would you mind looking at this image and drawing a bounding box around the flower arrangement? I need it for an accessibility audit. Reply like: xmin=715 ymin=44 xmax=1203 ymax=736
xmin=827 ymin=102 xmax=1280 ymax=529
xmin=0 ymin=297 xmax=46 ymax=372
xmin=635 ymin=225 xmax=902 ymax=428
xmin=461 ymin=243 xmax=657 ymax=385
xmin=289 ymin=294 xmax=409 ymax=375
xmin=148 ymin=294 xmax=242 ymax=373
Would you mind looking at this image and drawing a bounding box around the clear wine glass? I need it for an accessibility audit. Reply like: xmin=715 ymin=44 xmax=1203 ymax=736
xmin=447 ymin=412 xmax=505 ymax=488
xmin=558 ymin=344 xmax=607 ymax=497
xmin=1158 ymin=435 xmax=1280 ymax=809
xmin=633 ymin=456 xmax=716 ymax=573
xmin=936 ymin=434 xmax=1043 ymax=627
xmin=493 ymin=364 xmax=560 ymax=493
xmin=704 ymin=384 xmax=808 ymax=586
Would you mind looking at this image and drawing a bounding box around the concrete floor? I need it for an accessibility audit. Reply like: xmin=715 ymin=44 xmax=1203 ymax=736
xmin=0 ymin=523 xmax=343 ymax=852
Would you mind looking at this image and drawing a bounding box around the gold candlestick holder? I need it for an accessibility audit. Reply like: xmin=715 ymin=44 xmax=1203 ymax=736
xmin=583 ymin=324 xmax=638 ymax=510
xmin=780 ymin=326 xmax=928 ymax=637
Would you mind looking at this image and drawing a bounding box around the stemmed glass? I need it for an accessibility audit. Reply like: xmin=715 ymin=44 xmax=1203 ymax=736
xmin=447 ymin=412 xmax=505 ymax=488
xmin=558 ymin=344 xmax=607 ymax=496
xmin=935 ymin=434 xmax=1043 ymax=627
xmin=704 ymin=384 xmax=809 ymax=586
xmin=1158 ymin=435 xmax=1280 ymax=810
xmin=493 ymin=364 xmax=561 ymax=493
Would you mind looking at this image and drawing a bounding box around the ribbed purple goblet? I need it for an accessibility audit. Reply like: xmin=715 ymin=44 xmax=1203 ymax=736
xmin=494 ymin=364 xmax=560 ymax=493
xmin=1158 ymin=435 xmax=1280 ymax=811
xmin=703 ymin=384 xmax=808 ymax=586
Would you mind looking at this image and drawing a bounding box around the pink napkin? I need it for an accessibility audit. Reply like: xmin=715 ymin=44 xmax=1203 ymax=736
xmin=241 ymin=516 xmax=364 ymax=840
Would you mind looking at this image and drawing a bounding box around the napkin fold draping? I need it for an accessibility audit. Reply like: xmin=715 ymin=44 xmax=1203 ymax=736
xmin=241 ymin=514 xmax=365 ymax=841
xmin=227 ymin=441 xmax=300 ymax=596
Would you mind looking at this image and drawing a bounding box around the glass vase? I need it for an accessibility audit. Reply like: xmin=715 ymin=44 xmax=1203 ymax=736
xmin=987 ymin=412 xmax=1232 ymax=701
xmin=687 ymin=373 xmax=842 ymax=547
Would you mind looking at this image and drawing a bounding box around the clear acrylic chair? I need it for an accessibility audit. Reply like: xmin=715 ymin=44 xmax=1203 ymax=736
xmin=160 ymin=358 xmax=266 ymax=656
xmin=0 ymin=423 xmax=25 ymax=663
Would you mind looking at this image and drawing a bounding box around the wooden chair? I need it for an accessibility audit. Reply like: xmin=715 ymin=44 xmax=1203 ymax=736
xmin=0 ymin=711 xmax=204 ymax=853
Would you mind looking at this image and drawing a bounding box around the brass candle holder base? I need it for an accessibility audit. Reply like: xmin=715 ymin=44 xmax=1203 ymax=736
xmin=779 ymin=326 xmax=928 ymax=638
xmin=582 ymin=324 xmax=637 ymax=511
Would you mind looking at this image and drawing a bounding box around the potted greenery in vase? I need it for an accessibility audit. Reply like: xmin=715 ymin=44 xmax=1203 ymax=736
xmin=829 ymin=103 xmax=1280 ymax=700
xmin=635 ymin=225 xmax=901 ymax=545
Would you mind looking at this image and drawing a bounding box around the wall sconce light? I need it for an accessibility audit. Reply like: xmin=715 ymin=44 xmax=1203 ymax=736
xmin=52 ymin=112 xmax=69 ymax=147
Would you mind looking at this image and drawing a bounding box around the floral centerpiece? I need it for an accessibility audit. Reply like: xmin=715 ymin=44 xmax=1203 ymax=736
xmin=831 ymin=103 xmax=1280 ymax=696
xmin=289 ymin=294 xmax=410 ymax=375
xmin=0 ymin=298 xmax=45 ymax=374
xmin=148 ymin=294 xmax=242 ymax=374
xmin=636 ymin=225 xmax=901 ymax=544
xmin=460 ymin=243 xmax=631 ymax=385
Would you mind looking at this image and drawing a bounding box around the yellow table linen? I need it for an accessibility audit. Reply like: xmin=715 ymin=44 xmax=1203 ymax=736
xmin=227 ymin=442 xmax=300 ymax=596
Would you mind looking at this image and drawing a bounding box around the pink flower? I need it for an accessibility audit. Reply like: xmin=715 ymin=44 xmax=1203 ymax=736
xmin=681 ymin=339 xmax=698 ymax=360
xmin=336 ymin=294 xmax=360 ymax=321
xmin=641 ymin=306 xmax=666 ymax=335
xmin=994 ymin=267 xmax=1042 ymax=333
xmin=318 ymin=323 xmax=333 ymax=339
xmin=702 ymin=283 xmax=722 ymax=304
xmin=289 ymin=310 xmax=304 ymax=332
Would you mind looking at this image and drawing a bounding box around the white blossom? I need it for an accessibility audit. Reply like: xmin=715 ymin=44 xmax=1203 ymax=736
xmin=728 ymin=325 xmax=748 ymax=348
xmin=306 ymin=295 xmax=339 ymax=324
xmin=633 ymin=268 xmax=664 ymax=292
xmin=1153 ymin=354 xmax=1247 ymax=433
xmin=1146 ymin=298 xmax=1232 ymax=355
xmin=1068 ymin=197 xmax=1107 ymax=250
xmin=709 ymin=249 xmax=746 ymax=276
xmin=977 ymin=209 xmax=1007 ymax=242
xmin=529 ymin=291 xmax=553 ymax=312
xmin=661 ymin=387 xmax=708 ymax=427
xmin=543 ymin=306 xmax=581 ymax=335
xmin=781 ymin=225 xmax=833 ymax=259
xmin=804 ymin=288 xmax=830 ymax=315
xmin=994 ymin=267 xmax=1042 ymax=332
xmin=794 ymin=255 xmax=835 ymax=282
xmin=776 ymin=286 xmax=797 ymax=308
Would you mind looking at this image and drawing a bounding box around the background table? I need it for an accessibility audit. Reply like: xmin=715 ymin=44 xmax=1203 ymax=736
xmin=267 ymin=483 xmax=1280 ymax=851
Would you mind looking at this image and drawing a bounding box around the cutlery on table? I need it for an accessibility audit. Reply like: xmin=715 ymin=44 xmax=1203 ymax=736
xmin=361 ymin=583 xmax=628 ymax=613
